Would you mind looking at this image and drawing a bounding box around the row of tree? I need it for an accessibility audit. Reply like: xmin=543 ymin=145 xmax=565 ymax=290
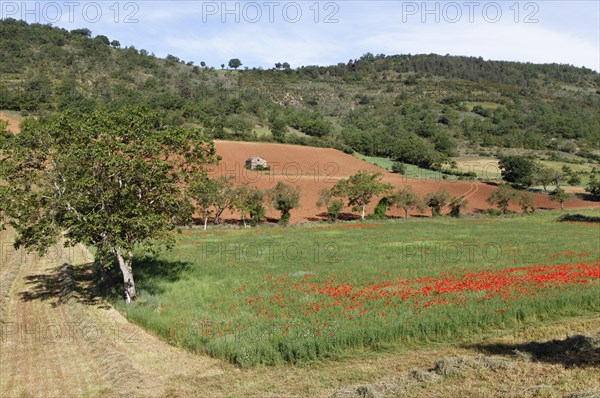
xmin=315 ymin=170 xmax=470 ymax=221
xmin=191 ymin=169 xmax=573 ymax=228
xmin=189 ymin=177 xmax=300 ymax=228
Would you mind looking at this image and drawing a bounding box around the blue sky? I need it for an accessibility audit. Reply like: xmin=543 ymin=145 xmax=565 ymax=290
xmin=4 ymin=1 xmax=599 ymax=70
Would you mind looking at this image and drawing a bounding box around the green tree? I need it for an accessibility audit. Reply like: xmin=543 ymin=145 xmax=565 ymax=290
xmin=331 ymin=171 xmax=393 ymax=220
xmin=392 ymin=185 xmax=424 ymax=219
xmin=517 ymin=191 xmax=536 ymax=214
xmin=549 ymin=187 xmax=572 ymax=210
xmin=487 ymin=184 xmax=517 ymax=214
xmin=211 ymin=176 xmax=237 ymax=225
xmin=189 ymin=175 xmax=218 ymax=230
xmin=567 ymin=174 xmax=581 ymax=186
xmin=269 ymin=115 xmax=287 ymax=143
xmin=449 ymin=196 xmax=468 ymax=217
xmin=498 ymin=155 xmax=536 ymax=188
xmin=316 ymin=188 xmax=344 ymax=222
xmin=234 ymin=183 xmax=265 ymax=227
xmin=534 ymin=165 xmax=561 ymax=192
xmin=424 ymin=189 xmax=450 ymax=216
xmin=0 ymin=107 xmax=218 ymax=303
xmin=94 ymin=35 xmax=110 ymax=45
xmin=189 ymin=175 xmax=236 ymax=228
xmin=268 ymin=182 xmax=301 ymax=225
xmin=70 ymin=28 xmax=91 ymax=37
xmin=228 ymin=58 xmax=242 ymax=69
xmin=586 ymin=174 xmax=600 ymax=197
xmin=391 ymin=162 xmax=406 ymax=174
xmin=370 ymin=196 xmax=394 ymax=220
xmin=561 ymin=165 xmax=573 ymax=174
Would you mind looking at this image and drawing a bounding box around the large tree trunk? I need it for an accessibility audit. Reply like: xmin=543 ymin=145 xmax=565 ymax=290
xmin=361 ymin=205 xmax=365 ymax=220
xmin=405 ymin=209 xmax=409 ymax=219
xmin=204 ymin=209 xmax=209 ymax=230
xmin=115 ymin=249 xmax=136 ymax=303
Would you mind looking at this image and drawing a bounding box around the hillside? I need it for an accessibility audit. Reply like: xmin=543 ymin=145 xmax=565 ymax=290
xmin=1 ymin=18 xmax=599 ymax=168
xmin=211 ymin=141 xmax=598 ymax=223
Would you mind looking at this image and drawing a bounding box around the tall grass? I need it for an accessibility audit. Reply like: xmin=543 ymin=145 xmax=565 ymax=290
xmin=114 ymin=209 xmax=600 ymax=366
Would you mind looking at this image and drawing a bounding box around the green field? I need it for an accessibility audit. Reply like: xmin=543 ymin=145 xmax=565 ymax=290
xmin=116 ymin=210 xmax=600 ymax=367
xmin=353 ymin=153 xmax=456 ymax=180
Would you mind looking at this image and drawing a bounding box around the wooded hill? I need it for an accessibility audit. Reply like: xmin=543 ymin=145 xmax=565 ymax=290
xmin=1 ymin=18 xmax=599 ymax=167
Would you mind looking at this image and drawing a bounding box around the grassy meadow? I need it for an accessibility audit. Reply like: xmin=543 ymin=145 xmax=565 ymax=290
xmin=353 ymin=153 xmax=457 ymax=180
xmin=115 ymin=210 xmax=600 ymax=367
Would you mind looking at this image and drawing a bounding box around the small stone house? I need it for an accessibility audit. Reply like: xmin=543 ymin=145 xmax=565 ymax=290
xmin=245 ymin=156 xmax=268 ymax=170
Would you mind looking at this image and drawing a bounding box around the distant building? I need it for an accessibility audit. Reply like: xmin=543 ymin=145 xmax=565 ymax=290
xmin=245 ymin=156 xmax=268 ymax=170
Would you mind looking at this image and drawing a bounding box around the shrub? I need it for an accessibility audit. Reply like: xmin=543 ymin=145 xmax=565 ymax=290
xmin=391 ymin=162 xmax=406 ymax=174
xmin=268 ymin=182 xmax=301 ymax=225
xmin=425 ymin=189 xmax=450 ymax=217
xmin=484 ymin=208 xmax=503 ymax=216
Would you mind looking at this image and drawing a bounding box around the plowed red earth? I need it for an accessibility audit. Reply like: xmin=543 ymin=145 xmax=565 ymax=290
xmin=213 ymin=141 xmax=599 ymax=223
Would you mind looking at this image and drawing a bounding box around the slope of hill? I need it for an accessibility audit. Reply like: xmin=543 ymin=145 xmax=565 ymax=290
xmin=212 ymin=141 xmax=598 ymax=223
xmin=1 ymin=18 xmax=599 ymax=169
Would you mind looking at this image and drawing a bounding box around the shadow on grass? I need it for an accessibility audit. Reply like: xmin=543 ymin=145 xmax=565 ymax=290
xmin=557 ymin=213 xmax=600 ymax=223
xmin=466 ymin=333 xmax=600 ymax=368
xmin=132 ymin=256 xmax=191 ymax=295
xmin=21 ymin=256 xmax=192 ymax=305
xmin=20 ymin=262 xmax=109 ymax=308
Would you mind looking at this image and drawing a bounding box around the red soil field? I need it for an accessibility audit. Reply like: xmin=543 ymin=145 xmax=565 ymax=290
xmin=212 ymin=141 xmax=599 ymax=223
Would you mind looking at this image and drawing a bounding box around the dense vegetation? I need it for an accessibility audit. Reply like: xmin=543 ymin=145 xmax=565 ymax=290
xmin=2 ymin=19 xmax=599 ymax=168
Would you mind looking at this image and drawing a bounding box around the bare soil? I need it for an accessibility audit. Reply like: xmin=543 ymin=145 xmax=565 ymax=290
xmin=213 ymin=141 xmax=599 ymax=223
xmin=0 ymin=112 xmax=21 ymax=134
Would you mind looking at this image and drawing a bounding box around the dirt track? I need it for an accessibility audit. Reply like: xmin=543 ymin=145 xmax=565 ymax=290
xmin=0 ymin=228 xmax=223 ymax=397
xmin=213 ymin=141 xmax=599 ymax=223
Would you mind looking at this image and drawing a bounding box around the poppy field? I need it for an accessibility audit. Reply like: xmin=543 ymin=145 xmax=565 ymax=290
xmin=116 ymin=210 xmax=600 ymax=367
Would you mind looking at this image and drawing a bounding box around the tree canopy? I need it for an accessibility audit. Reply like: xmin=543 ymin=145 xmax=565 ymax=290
xmin=498 ymin=155 xmax=536 ymax=188
xmin=331 ymin=170 xmax=393 ymax=220
xmin=268 ymin=182 xmax=301 ymax=225
xmin=228 ymin=58 xmax=242 ymax=69
xmin=487 ymin=184 xmax=518 ymax=214
xmin=0 ymin=106 xmax=218 ymax=302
